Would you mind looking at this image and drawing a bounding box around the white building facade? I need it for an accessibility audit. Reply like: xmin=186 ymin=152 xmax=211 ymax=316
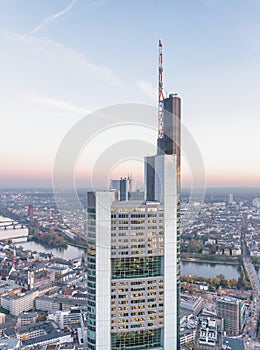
xmin=86 ymin=153 xmax=179 ymax=350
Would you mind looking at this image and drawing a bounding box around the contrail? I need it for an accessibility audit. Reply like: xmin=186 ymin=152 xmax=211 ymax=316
xmin=28 ymin=0 xmax=78 ymax=35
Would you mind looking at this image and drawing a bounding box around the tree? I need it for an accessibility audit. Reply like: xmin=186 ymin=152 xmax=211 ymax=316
xmin=188 ymin=239 xmax=203 ymax=254
xmin=36 ymin=314 xmax=47 ymax=322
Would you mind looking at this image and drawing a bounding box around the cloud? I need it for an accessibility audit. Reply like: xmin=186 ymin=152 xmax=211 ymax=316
xmin=28 ymin=0 xmax=79 ymax=35
xmin=32 ymin=96 xmax=89 ymax=115
xmin=13 ymin=33 xmax=125 ymax=87
xmin=136 ymin=80 xmax=156 ymax=100
xmin=10 ymin=0 xmax=125 ymax=88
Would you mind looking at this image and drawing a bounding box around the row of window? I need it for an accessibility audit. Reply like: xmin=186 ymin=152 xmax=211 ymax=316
xmin=111 ymin=328 xmax=163 ymax=350
xmin=111 ymin=213 xmax=163 ymax=218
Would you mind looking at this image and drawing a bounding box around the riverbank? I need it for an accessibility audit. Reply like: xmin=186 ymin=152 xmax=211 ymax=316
xmin=181 ymin=252 xmax=242 ymax=266
xmin=29 ymin=227 xmax=67 ymax=249
xmin=65 ymin=239 xmax=87 ymax=250
xmin=15 ymin=240 xmax=85 ymax=260
xmin=181 ymin=257 xmax=240 ymax=265
xmin=28 ymin=226 xmax=88 ymax=250
xmin=181 ymin=274 xmax=252 ymax=290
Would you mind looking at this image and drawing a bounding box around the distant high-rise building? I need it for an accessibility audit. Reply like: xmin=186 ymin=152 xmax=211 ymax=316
xmin=111 ymin=176 xmax=144 ymax=202
xmin=119 ymin=177 xmax=129 ymax=201
xmin=253 ymin=198 xmax=260 ymax=209
xmin=241 ymin=213 xmax=248 ymax=231
xmin=216 ymin=296 xmax=243 ymax=336
xmin=128 ymin=176 xmax=136 ymax=192
xmin=110 ymin=180 xmax=121 ymax=193
xmin=28 ymin=204 xmax=34 ymax=218
xmin=227 ymin=193 xmax=234 ymax=205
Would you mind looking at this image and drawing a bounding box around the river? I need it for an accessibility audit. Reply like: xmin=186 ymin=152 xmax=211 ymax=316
xmin=181 ymin=260 xmax=241 ymax=279
xmin=0 ymin=214 xmax=251 ymax=279
xmin=15 ymin=241 xmax=85 ymax=260
xmin=14 ymin=240 xmax=242 ymax=279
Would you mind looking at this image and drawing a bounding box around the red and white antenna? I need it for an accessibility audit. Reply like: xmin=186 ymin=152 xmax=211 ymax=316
xmin=158 ymin=39 xmax=164 ymax=139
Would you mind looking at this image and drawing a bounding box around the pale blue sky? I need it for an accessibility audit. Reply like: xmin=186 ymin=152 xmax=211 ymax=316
xmin=0 ymin=0 xmax=259 ymax=187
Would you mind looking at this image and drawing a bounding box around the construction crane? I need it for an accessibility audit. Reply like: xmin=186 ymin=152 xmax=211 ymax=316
xmin=158 ymin=39 xmax=164 ymax=139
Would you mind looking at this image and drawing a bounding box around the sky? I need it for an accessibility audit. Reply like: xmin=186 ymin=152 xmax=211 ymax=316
xmin=0 ymin=0 xmax=260 ymax=188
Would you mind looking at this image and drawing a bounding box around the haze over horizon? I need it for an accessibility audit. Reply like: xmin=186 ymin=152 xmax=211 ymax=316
xmin=0 ymin=0 xmax=260 ymax=189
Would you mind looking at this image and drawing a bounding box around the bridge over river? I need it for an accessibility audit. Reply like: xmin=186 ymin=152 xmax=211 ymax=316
xmin=0 ymin=216 xmax=28 ymax=242
xmin=0 ymin=219 xmax=25 ymax=230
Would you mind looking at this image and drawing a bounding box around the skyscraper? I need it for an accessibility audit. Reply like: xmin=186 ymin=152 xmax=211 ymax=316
xmin=119 ymin=177 xmax=129 ymax=201
xmin=28 ymin=204 xmax=34 ymax=218
xmin=86 ymin=42 xmax=181 ymax=350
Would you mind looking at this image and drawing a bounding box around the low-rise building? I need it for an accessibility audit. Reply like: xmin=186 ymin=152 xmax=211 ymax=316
xmin=0 ymin=338 xmax=20 ymax=350
xmin=1 ymin=290 xmax=39 ymax=316
xmin=222 ymin=336 xmax=245 ymax=350
xmin=194 ymin=316 xmax=222 ymax=350
xmin=22 ymin=330 xmax=73 ymax=348
xmin=180 ymin=328 xmax=196 ymax=347
xmin=231 ymin=247 xmax=241 ymax=256
xmin=180 ymin=295 xmax=204 ymax=316
xmin=35 ymin=295 xmax=87 ymax=313
xmin=0 ymin=279 xmax=22 ymax=297
xmin=48 ymin=308 xmax=81 ymax=330
xmin=17 ymin=311 xmax=38 ymax=326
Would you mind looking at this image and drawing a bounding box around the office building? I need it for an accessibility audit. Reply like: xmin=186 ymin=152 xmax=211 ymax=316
xmin=227 ymin=193 xmax=234 ymax=205
xmin=48 ymin=308 xmax=82 ymax=330
xmin=35 ymin=295 xmax=87 ymax=313
xmin=86 ymin=41 xmax=180 ymax=350
xmin=222 ymin=337 xmax=245 ymax=350
xmin=120 ymin=177 xmax=129 ymax=201
xmin=180 ymin=295 xmax=204 ymax=316
xmin=1 ymin=290 xmax=39 ymax=316
xmin=216 ymin=296 xmax=241 ymax=336
xmin=111 ymin=180 xmax=121 ymax=193
xmin=194 ymin=316 xmax=222 ymax=350
xmin=87 ymin=181 xmax=179 ymax=349
xmin=0 ymin=338 xmax=20 ymax=350
xmin=111 ymin=175 xmax=139 ymax=201
xmin=253 ymin=198 xmax=260 ymax=209
xmin=28 ymin=204 xmax=34 ymax=218
xmin=20 ymin=321 xmax=73 ymax=348
xmin=17 ymin=311 xmax=38 ymax=326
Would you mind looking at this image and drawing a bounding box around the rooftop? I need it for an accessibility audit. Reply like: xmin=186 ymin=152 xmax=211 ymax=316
xmin=217 ymin=296 xmax=240 ymax=305
xmin=222 ymin=337 xmax=245 ymax=350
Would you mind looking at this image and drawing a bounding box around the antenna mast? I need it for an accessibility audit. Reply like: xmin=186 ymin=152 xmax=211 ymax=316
xmin=158 ymin=39 xmax=164 ymax=139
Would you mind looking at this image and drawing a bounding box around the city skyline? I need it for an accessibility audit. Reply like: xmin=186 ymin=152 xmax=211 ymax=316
xmin=0 ymin=0 xmax=260 ymax=188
